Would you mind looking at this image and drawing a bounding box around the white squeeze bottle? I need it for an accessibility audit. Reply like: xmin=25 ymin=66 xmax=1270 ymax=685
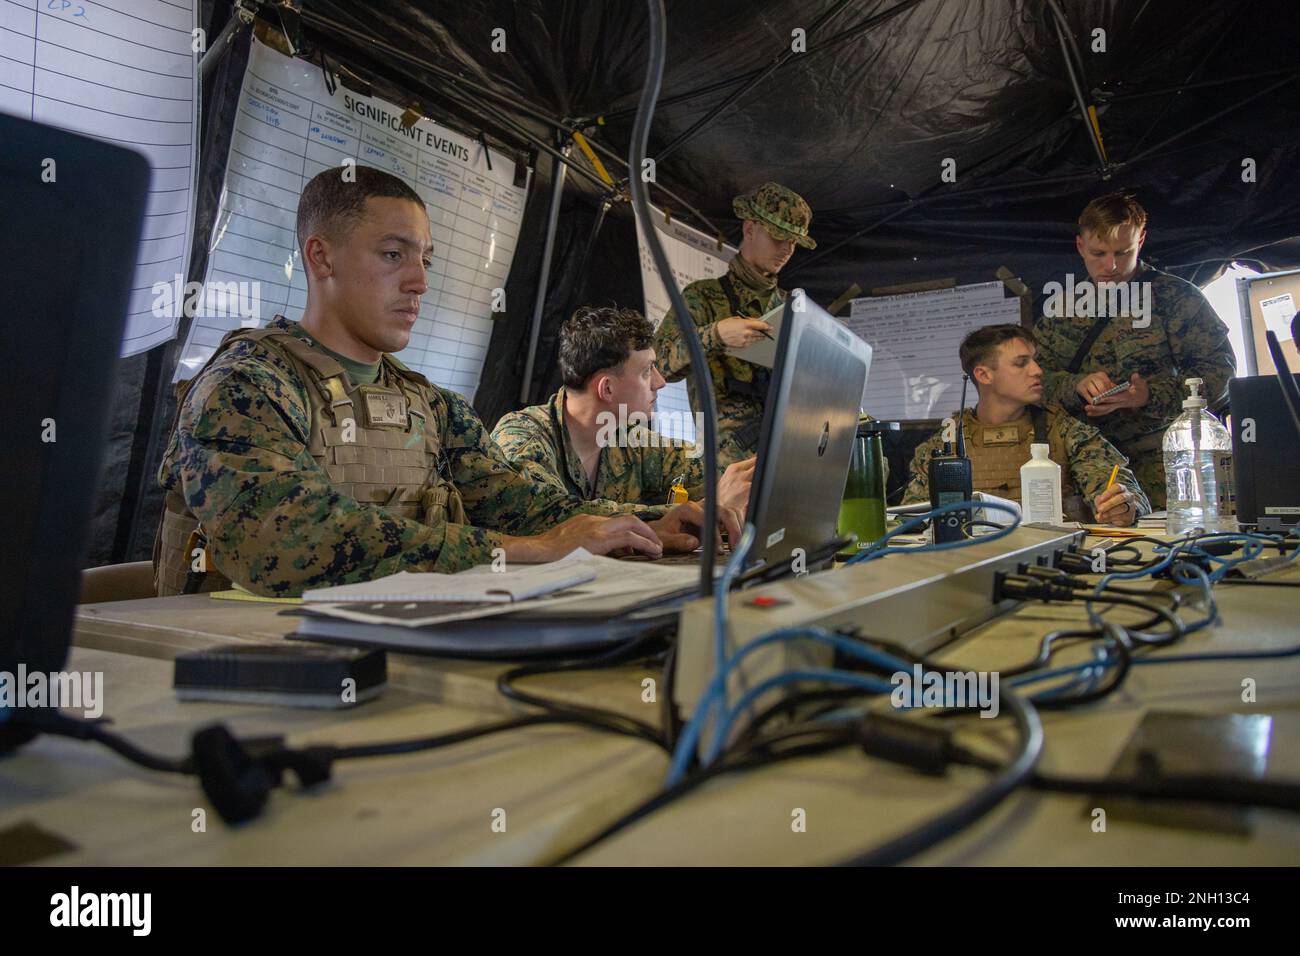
xmin=1020 ymin=443 xmax=1063 ymax=524
xmin=1164 ymin=377 xmax=1237 ymax=535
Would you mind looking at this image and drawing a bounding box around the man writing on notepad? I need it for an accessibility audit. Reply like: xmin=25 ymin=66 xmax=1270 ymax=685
xmin=154 ymin=166 xmax=730 ymax=598
xmin=492 ymin=305 xmax=755 ymax=513
xmin=652 ymin=182 xmax=816 ymax=469
xmin=903 ymin=325 xmax=1149 ymax=525
xmin=1034 ymin=192 xmax=1236 ymax=507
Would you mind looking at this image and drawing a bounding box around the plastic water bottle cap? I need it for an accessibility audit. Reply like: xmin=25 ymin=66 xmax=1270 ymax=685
xmin=1030 ymin=443 xmax=1050 ymax=460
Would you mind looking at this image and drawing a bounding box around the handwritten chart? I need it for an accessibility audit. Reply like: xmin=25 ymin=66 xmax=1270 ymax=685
xmin=844 ymin=281 xmax=1021 ymax=421
xmin=176 ymin=38 xmax=528 ymax=404
xmin=637 ymin=204 xmax=737 ymax=442
xmin=0 ymin=0 xmax=199 ymax=356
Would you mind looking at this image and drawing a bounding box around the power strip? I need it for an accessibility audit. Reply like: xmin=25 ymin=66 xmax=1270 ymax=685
xmin=672 ymin=525 xmax=1083 ymax=720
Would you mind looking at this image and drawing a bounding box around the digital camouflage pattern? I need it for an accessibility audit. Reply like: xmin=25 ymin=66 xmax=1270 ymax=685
xmin=1035 ymin=261 xmax=1236 ymax=507
xmin=653 ymin=256 xmax=785 ymax=469
xmin=158 ymin=317 xmax=639 ymax=597
xmin=491 ymin=388 xmax=703 ymax=506
xmin=903 ymin=404 xmax=1152 ymax=520
xmin=732 ymin=182 xmax=817 ymax=249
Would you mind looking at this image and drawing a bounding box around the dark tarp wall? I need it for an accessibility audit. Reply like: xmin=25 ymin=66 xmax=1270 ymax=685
xmin=86 ymin=0 xmax=1300 ymax=566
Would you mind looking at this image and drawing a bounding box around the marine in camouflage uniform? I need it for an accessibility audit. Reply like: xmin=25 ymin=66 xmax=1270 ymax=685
xmin=652 ymin=182 xmax=815 ymax=469
xmin=154 ymin=316 xmax=655 ymax=598
xmin=903 ymin=404 xmax=1151 ymax=522
xmin=491 ymin=387 xmax=705 ymax=506
xmin=1035 ymin=261 xmax=1236 ymax=508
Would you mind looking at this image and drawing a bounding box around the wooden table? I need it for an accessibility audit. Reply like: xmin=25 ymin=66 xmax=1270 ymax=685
xmin=4 ymin=539 xmax=1297 ymax=865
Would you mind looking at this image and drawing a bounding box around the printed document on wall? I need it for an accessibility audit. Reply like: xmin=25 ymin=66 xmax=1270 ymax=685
xmin=0 ymin=0 xmax=200 ymax=356
xmin=174 ymin=37 xmax=529 ymax=403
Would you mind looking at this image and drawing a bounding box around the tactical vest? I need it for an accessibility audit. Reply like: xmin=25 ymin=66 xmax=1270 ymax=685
xmin=153 ymin=324 xmax=465 ymax=596
xmin=962 ymin=407 xmax=1087 ymax=521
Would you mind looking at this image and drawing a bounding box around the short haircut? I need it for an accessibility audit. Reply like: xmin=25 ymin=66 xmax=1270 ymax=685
xmin=558 ymin=305 xmax=655 ymax=390
xmin=1078 ymin=191 xmax=1148 ymax=239
xmin=959 ymin=324 xmax=1036 ymax=377
xmin=295 ymin=165 xmax=424 ymax=255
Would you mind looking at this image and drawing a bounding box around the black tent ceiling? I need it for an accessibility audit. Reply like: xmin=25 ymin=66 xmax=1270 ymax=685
xmin=285 ymin=0 xmax=1300 ymax=415
xmin=295 ymin=0 xmax=1300 ymax=268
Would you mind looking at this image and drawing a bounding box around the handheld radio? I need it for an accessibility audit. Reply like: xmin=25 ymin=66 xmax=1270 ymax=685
xmin=928 ymin=374 xmax=974 ymax=543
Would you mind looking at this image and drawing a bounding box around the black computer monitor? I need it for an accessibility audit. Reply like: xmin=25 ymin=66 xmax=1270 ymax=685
xmin=0 ymin=114 xmax=149 ymax=751
xmin=1265 ymin=330 xmax=1300 ymax=437
xmin=1229 ymin=366 xmax=1300 ymax=534
xmin=742 ymin=293 xmax=873 ymax=574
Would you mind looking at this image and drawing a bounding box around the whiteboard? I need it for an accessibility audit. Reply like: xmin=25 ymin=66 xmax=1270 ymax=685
xmin=175 ymin=37 xmax=529 ymax=404
xmin=843 ymin=281 xmax=1021 ymax=421
xmin=636 ymin=204 xmax=737 ymax=443
xmin=0 ymin=0 xmax=199 ymax=357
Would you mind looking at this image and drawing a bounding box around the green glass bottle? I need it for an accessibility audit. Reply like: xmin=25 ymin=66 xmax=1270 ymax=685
xmin=838 ymin=417 xmax=892 ymax=555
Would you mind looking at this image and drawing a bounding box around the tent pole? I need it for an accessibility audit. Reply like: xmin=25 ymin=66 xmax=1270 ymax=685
xmin=1124 ymin=68 xmax=1300 ymax=166
xmin=300 ymin=8 xmax=723 ymax=239
xmin=1048 ymin=7 xmax=1108 ymax=175
xmin=520 ymin=143 xmax=571 ymax=405
xmin=786 ymin=169 xmax=1102 ymax=276
xmin=568 ymin=196 xmax=614 ymax=313
xmin=1102 ymin=67 xmax=1298 ymax=103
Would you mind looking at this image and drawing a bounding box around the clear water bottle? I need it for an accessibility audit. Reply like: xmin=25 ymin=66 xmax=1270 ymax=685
xmin=1164 ymin=377 xmax=1237 ymax=535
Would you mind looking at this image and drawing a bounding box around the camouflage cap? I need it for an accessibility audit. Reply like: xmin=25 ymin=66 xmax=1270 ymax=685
xmin=732 ymin=182 xmax=816 ymax=250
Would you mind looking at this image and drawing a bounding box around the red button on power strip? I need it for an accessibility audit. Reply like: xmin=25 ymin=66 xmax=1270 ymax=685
xmin=747 ymin=595 xmax=788 ymax=608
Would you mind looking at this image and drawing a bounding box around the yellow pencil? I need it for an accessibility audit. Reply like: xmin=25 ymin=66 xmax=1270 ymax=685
xmin=1105 ymin=463 xmax=1120 ymax=491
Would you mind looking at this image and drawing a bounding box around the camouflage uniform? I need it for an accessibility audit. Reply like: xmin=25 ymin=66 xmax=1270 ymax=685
xmin=491 ymin=388 xmax=706 ymax=506
xmin=1035 ymin=261 xmax=1236 ymax=508
xmin=155 ymin=316 xmax=646 ymax=598
xmin=652 ymin=182 xmax=815 ymax=470
xmin=903 ymin=404 xmax=1151 ymax=522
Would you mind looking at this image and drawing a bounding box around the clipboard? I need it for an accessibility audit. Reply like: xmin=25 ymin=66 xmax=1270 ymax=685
xmin=723 ymin=302 xmax=787 ymax=369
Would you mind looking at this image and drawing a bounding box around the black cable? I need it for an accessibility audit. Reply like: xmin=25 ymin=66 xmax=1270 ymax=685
xmin=836 ymin=684 xmax=1043 ymax=865
xmin=941 ymin=740 xmax=1300 ymax=812
xmin=999 ymin=575 xmax=1184 ymax=646
xmin=1082 ymin=592 xmax=1183 ymax=647
xmin=734 ymin=686 xmax=876 ymax=746
xmin=496 ymin=669 xmax=665 ymax=748
xmin=1019 ymin=565 xmax=1184 ymax=607
xmin=1030 ymin=623 xmax=1135 ymax=710
xmin=629 ymin=0 xmax=719 ymax=597
xmin=1219 ymin=578 xmax=1300 ymax=587
xmin=327 ymin=714 xmax=575 ymax=759
xmin=19 ymin=711 xmax=192 ymax=775
xmin=1000 ymin=625 xmax=1109 ymax=677
xmin=551 ymin=727 xmax=860 ymax=865
xmin=1026 ymin=771 xmax=1300 ymax=811
xmin=495 ymin=627 xmax=675 ymax=750
xmin=661 ymin=638 xmax=682 ymax=749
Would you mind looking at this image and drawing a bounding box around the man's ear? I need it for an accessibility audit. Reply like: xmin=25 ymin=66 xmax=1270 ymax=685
xmin=593 ymin=373 xmax=615 ymax=403
xmin=1136 ymin=228 xmax=1147 ymax=252
xmin=303 ymin=235 xmax=334 ymax=281
xmin=973 ymin=364 xmax=995 ymax=388
xmin=1075 ymin=233 xmax=1086 ymax=258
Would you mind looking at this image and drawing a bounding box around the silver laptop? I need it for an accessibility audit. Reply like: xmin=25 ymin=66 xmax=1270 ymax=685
xmin=743 ymin=293 xmax=873 ymax=575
